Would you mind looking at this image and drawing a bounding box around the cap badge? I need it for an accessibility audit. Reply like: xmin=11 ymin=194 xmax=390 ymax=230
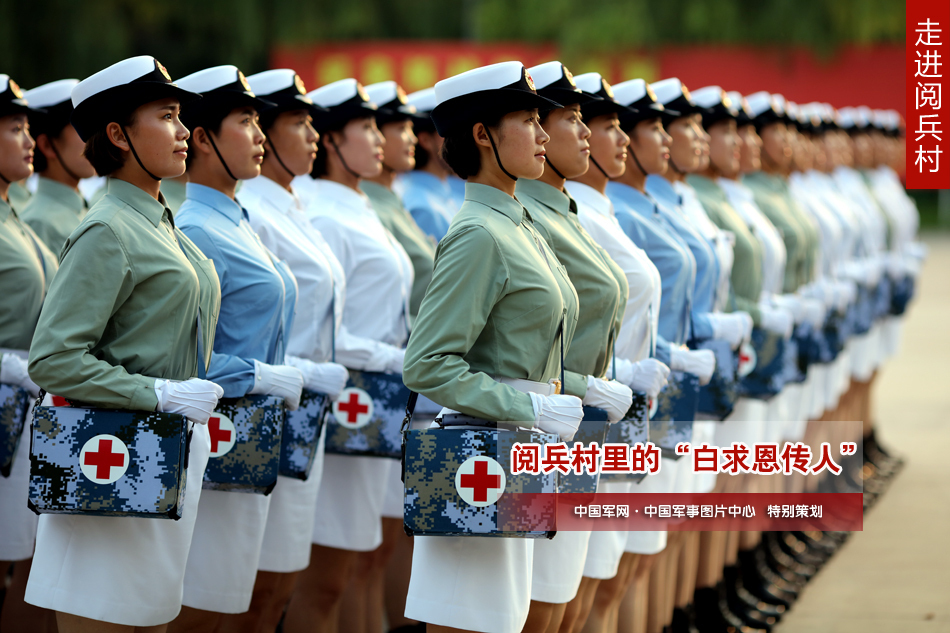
xmin=294 ymin=74 xmax=306 ymax=95
xmin=156 ymin=61 xmax=171 ymax=81
xmin=356 ymin=83 xmax=370 ymax=101
xmin=524 ymin=71 xmax=536 ymax=91
xmin=8 ymin=79 xmax=23 ymax=99
xmin=645 ymin=85 xmax=658 ymax=102
xmin=563 ymin=67 xmax=576 ymax=88
xmin=238 ymin=71 xmax=251 ymax=92
xmin=396 ymin=84 xmax=408 ymax=104
xmin=601 ymin=80 xmax=614 ymax=99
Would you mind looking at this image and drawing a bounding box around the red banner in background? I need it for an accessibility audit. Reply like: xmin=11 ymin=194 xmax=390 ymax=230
xmin=907 ymin=0 xmax=950 ymax=189
xmin=272 ymin=42 xmax=904 ymax=115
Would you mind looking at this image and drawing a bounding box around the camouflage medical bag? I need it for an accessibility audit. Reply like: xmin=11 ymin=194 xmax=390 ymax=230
xmin=556 ymin=406 xmax=609 ymax=494
xmin=203 ymin=394 xmax=284 ymax=495
xmin=29 ymin=397 xmax=190 ymax=519
xmin=1 ymin=382 xmax=30 ymax=477
xmin=600 ymin=391 xmax=650 ymax=484
xmin=695 ymin=338 xmax=738 ymax=421
xmin=279 ymin=389 xmax=331 ymax=480
xmin=325 ymin=370 xmax=410 ymax=459
xmin=650 ymin=370 xmax=699 ymax=459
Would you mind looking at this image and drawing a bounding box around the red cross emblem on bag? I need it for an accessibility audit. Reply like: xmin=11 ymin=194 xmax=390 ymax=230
xmin=207 ymin=413 xmax=236 ymax=457
xmin=455 ymin=456 xmax=506 ymax=507
xmin=79 ymin=435 xmax=130 ymax=484
xmin=737 ymin=341 xmax=757 ymax=377
xmin=332 ymin=387 xmax=374 ymax=429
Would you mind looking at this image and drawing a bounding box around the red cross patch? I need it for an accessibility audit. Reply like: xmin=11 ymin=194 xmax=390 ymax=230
xmin=455 ymin=456 xmax=506 ymax=507
xmin=737 ymin=341 xmax=757 ymax=377
xmin=207 ymin=413 xmax=236 ymax=458
xmin=332 ymin=387 xmax=374 ymax=429
xmin=79 ymin=435 xmax=129 ymax=484
xmin=648 ymin=397 xmax=659 ymax=419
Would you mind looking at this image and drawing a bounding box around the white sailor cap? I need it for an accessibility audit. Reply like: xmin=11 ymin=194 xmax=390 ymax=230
xmin=836 ymin=106 xmax=870 ymax=132
xmin=744 ymin=91 xmax=786 ymax=130
xmin=650 ymin=78 xmax=702 ymax=121
xmin=306 ymin=78 xmax=378 ymax=133
xmin=873 ymin=109 xmax=901 ymax=136
xmin=527 ymin=62 xmax=602 ymax=108
xmin=726 ymin=91 xmax=754 ymax=126
xmin=364 ymin=81 xmax=421 ymax=126
xmin=611 ymin=78 xmax=670 ymax=130
xmin=70 ymin=55 xmax=200 ymax=142
xmin=690 ymin=85 xmax=737 ymax=128
xmin=23 ymin=79 xmax=78 ymax=135
xmin=244 ymin=69 xmax=325 ymax=126
xmin=572 ymin=72 xmax=635 ymax=120
xmin=430 ymin=61 xmax=560 ymax=136
xmin=175 ymin=65 xmax=275 ymax=130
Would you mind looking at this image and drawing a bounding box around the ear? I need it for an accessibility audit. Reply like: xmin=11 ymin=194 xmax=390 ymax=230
xmin=472 ymin=122 xmax=492 ymax=150
xmin=35 ymin=133 xmax=57 ymax=162
xmin=105 ymin=122 xmax=130 ymax=152
xmin=191 ymin=126 xmax=215 ymax=156
xmin=325 ymin=129 xmax=344 ymax=154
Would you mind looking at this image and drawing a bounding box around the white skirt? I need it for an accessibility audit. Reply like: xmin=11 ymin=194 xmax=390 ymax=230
xmin=181 ymin=487 xmax=272 ymax=613
xmin=881 ymin=315 xmax=904 ymax=360
xmin=406 ymin=535 xmax=533 ymax=633
xmin=311 ymin=454 xmax=389 ymax=551
xmin=583 ymin=481 xmax=629 ymax=579
xmin=381 ymin=456 xmax=405 ymax=519
xmin=532 ymin=529 xmax=592 ymax=602
xmin=625 ymin=456 xmax=677 ymax=555
xmin=25 ymin=424 xmax=211 ymax=627
xmin=0 ymin=417 xmax=38 ymax=561
xmin=258 ymin=422 xmax=326 ymax=573
xmin=714 ymin=398 xmax=767 ymax=449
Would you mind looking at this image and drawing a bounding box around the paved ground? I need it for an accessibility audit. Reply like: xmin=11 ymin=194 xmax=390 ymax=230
xmin=773 ymin=233 xmax=950 ymax=633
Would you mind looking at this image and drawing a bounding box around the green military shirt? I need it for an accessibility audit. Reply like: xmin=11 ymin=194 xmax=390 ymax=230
xmin=0 ymin=196 xmax=58 ymax=351
xmin=361 ymin=180 xmax=436 ymax=320
xmin=516 ymin=179 xmax=627 ymax=398
xmin=20 ymin=177 xmax=88 ymax=253
xmin=8 ymin=180 xmax=31 ymax=214
xmin=404 ymin=182 xmax=579 ymax=423
xmin=160 ymin=177 xmax=187 ymax=215
xmin=687 ymin=175 xmax=763 ymax=324
xmin=743 ymin=171 xmax=818 ymax=292
xmin=28 ymin=178 xmax=220 ymax=412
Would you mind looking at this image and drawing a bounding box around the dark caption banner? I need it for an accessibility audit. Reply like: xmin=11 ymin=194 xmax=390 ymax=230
xmin=908 ymin=0 xmax=950 ymax=188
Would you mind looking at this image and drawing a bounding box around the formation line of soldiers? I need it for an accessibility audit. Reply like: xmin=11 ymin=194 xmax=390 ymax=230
xmin=0 ymin=53 xmax=920 ymax=633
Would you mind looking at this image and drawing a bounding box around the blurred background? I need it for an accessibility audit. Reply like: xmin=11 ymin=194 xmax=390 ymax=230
xmin=0 ymin=0 xmax=941 ymax=222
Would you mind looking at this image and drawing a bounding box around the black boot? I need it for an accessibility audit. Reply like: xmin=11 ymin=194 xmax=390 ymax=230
xmin=723 ymin=565 xmax=785 ymax=620
xmin=759 ymin=536 xmax=812 ymax=586
xmin=719 ymin=578 xmax=777 ymax=631
xmin=672 ymin=604 xmax=700 ymax=633
xmin=693 ymin=585 xmax=767 ymax=633
xmin=763 ymin=532 xmax=817 ymax=579
xmin=778 ymin=531 xmax=828 ymax=568
xmin=736 ymin=548 xmax=797 ymax=607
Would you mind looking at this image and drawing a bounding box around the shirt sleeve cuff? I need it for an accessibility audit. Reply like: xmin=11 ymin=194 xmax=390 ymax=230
xmin=563 ymin=370 xmax=589 ymax=399
xmin=131 ymin=375 xmax=161 ymax=412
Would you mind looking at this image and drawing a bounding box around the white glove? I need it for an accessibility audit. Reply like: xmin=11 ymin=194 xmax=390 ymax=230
xmin=0 ymin=353 xmax=39 ymax=396
xmin=528 ymin=392 xmax=583 ymax=442
xmin=285 ymin=356 xmax=350 ymax=400
xmin=710 ymin=313 xmax=750 ymax=349
xmin=384 ymin=347 xmax=406 ymax=375
xmin=759 ymin=305 xmax=794 ymax=339
xmin=616 ymin=358 xmax=670 ymax=399
xmin=669 ymin=348 xmax=716 ymax=386
xmin=248 ymin=360 xmax=304 ymax=410
xmin=801 ymin=297 xmax=826 ymax=329
xmin=155 ymin=378 xmax=225 ymax=425
xmin=583 ymin=376 xmax=634 ymax=423
xmin=771 ymin=295 xmax=806 ymax=324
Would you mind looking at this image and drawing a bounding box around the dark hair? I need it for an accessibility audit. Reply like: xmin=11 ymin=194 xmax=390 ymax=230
xmin=440 ymin=113 xmax=504 ymax=180
xmin=184 ymin=107 xmax=229 ymax=170
xmin=310 ymin=135 xmax=330 ymax=178
xmin=33 ymin=133 xmax=51 ymax=173
xmin=414 ymin=142 xmax=430 ymax=169
xmin=83 ymin=111 xmax=136 ymax=177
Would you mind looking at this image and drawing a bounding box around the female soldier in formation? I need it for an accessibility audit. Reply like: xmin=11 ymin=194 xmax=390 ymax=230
xmin=24 ymin=55 xmax=224 ymax=632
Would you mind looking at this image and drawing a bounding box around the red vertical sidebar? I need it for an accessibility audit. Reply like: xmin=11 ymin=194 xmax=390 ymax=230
xmin=907 ymin=0 xmax=950 ymax=189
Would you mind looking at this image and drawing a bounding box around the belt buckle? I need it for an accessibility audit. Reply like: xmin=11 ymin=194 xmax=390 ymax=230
xmin=549 ymin=379 xmax=561 ymax=395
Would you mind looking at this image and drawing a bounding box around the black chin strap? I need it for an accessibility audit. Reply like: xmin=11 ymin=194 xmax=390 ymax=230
xmin=485 ymin=126 xmax=517 ymax=181
xmin=206 ymin=132 xmax=238 ymax=181
xmin=545 ymin=157 xmax=567 ymax=180
xmin=0 ymin=170 xmax=9 ymax=185
xmin=266 ymin=138 xmax=297 ymax=178
xmin=119 ymin=124 xmax=161 ymax=181
xmin=668 ymin=155 xmax=686 ymax=175
xmin=326 ymin=135 xmax=363 ymax=180
xmin=629 ymin=144 xmax=649 ymax=175
xmin=48 ymin=137 xmax=82 ymax=182
xmin=589 ymin=155 xmax=610 ymax=178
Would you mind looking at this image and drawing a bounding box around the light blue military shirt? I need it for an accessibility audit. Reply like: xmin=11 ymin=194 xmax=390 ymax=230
xmin=399 ymin=171 xmax=458 ymax=241
xmin=646 ymin=175 xmax=720 ymax=341
xmin=177 ymin=183 xmax=298 ymax=398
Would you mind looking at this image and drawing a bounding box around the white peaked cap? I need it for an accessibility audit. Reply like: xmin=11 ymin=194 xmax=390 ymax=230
xmin=434 ymin=61 xmax=526 ymax=105
xmin=406 ymin=87 xmax=436 ymax=113
xmin=24 ymin=79 xmax=79 ymax=109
